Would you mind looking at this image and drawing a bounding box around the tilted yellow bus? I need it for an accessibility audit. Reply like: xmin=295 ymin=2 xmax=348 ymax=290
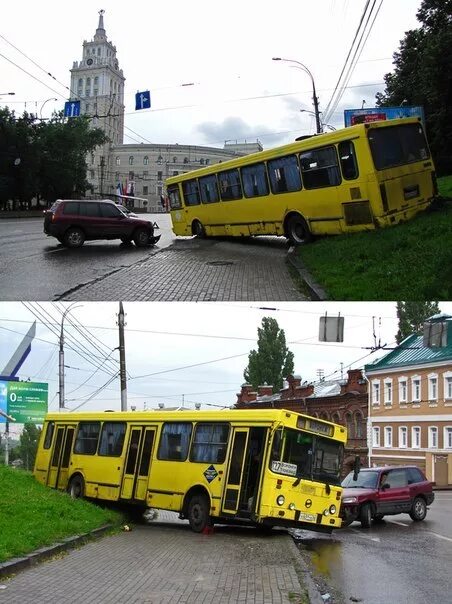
xmin=166 ymin=118 xmax=436 ymax=244
xmin=34 ymin=409 xmax=347 ymax=534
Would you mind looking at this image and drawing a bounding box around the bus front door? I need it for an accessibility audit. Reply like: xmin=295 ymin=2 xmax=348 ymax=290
xmin=120 ymin=426 xmax=156 ymax=501
xmin=47 ymin=425 xmax=76 ymax=490
xmin=222 ymin=428 xmax=249 ymax=514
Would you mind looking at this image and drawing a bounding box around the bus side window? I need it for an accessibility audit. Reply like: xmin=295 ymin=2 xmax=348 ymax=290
xmin=218 ymin=169 xmax=243 ymax=201
xmin=300 ymin=146 xmax=341 ymax=189
xmin=44 ymin=421 xmax=55 ymax=449
xmin=74 ymin=422 xmax=101 ymax=455
xmin=199 ymin=175 xmax=220 ymax=204
xmin=182 ymin=179 xmax=200 ymax=206
xmin=167 ymin=185 xmax=182 ymax=209
xmin=241 ymin=163 xmax=269 ymax=198
xmin=268 ymin=155 xmax=302 ymax=194
xmin=158 ymin=422 xmax=193 ymax=461
xmin=270 ymin=429 xmax=283 ymax=461
xmin=338 ymin=140 xmax=359 ymax=180
xmin=190 ymin=423 xmax=230 ymax=463
xmin=98 ymin=422 xmax=126 ymax=456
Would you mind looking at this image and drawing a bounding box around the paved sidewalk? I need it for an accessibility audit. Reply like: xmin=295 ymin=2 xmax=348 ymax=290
xmin=0 ymin=514 xmax=309 ymax=603
xmin=60 ymin=238 xmax=307 ymax=301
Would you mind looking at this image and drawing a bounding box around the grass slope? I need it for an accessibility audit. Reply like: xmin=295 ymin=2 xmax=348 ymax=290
xmin=297 ymin=175 xmax=452 ymax=300
xmin=0 ymin=466 xmax=123 ymax=563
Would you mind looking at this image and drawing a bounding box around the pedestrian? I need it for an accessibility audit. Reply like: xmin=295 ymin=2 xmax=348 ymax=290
xmin=160 ymin=195 xmax=165 ymax=212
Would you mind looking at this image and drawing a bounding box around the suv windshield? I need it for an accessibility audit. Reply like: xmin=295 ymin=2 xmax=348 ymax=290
xmin=270 ymin=428 xmax=343 ymax=485
xmin=342 ymin=470 xmax=379 ymax=489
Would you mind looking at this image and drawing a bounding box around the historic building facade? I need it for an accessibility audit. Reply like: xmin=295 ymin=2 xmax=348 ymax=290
xmin=70 ymin=11 xmax=262 ymax=211
xmin=364 ymin=314 xmax=452 ymax=486
xmin=235 ymin=370 xmax=369 ymax=472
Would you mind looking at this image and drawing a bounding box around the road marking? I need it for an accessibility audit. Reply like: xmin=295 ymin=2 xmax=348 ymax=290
xmin=350 ymin=528 xmax=380 ymax=542
xmin=388 ymin=520 xmax=409 ymax=526
xmin=426 ymin=531 xmax=452 ymax=543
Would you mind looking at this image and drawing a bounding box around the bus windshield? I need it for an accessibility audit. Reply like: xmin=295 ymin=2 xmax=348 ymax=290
xmin=271 ymin=428 xmax=343 ymax=485
xmin=368 ymin=122 xmax=430 ymax=170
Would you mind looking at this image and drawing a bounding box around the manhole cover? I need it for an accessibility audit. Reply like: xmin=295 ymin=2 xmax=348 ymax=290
xmin=206 ymin=261 xmax=234 ymax=266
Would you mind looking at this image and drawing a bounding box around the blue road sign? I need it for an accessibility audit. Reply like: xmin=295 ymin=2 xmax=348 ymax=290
xmin=135 ymin=90 xmax=151 ymax=111
xmin=64 ymin=101 xmax=81 ymax=118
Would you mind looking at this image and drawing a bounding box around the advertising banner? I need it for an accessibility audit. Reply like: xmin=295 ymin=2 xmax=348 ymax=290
xmin=344 ymin=106 xmax=425 ymax=128
xmin=0 ymin=381 xmax=48 ymax=424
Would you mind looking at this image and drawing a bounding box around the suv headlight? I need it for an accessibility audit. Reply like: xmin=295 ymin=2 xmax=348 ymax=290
xmin=342 ymin=496 xmax=358 ymax=504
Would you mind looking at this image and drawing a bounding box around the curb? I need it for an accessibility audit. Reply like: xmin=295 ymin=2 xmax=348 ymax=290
xmin=287 ymin=246 xmax=328 ymax=301
xmin=287 ymin=535 xmax=326 ymax=604
xmin=0 ymin=524 xmax=113 ymax=580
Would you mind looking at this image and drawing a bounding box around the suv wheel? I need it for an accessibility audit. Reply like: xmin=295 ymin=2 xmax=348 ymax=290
xmin=359 ymin=503 xmax=372 ymax=528
xmin=409 ymin=496 xmax=427 ymax=521
xmin=133 ymin=228 xmax=151 ymax=247
xmin=64 ymin=227 xmax=85 ymax=248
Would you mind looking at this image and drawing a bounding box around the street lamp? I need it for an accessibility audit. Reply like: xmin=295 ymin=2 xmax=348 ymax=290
xmin=272 ymin=57 xmax=322 ymax=134
xmin=0 ymin=92 xmax=15 ymax=96
xmin=59 ymin=303 xmax=82 ymax=409
xmin=300 ymin=109 xmax=336 ymax=131
xmin=40 ymin=98 xmax=58 ymax=120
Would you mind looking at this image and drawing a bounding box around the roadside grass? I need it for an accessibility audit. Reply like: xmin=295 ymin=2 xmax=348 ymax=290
xmin=296 ymin=175 xmax=452 ymax=300
xmin=0 ymin=466 xmax=124 ymax=563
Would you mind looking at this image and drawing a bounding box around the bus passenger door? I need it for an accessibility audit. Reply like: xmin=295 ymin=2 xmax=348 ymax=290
xmin=47 ymin=425 xmax=76 ymax=490
xmin=120 ymin=426 xmax=156 ymax=501
xmin=222 ymin=428 xmax=249 ymax=514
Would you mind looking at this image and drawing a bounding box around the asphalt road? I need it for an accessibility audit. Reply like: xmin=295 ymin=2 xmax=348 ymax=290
xmin=0 ymin=214 xmax=175 ymax=300
xmin=293 ymin=491 xmax=452 ymax=604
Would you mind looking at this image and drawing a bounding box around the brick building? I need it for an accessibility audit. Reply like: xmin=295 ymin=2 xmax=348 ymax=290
xmin=235 ymin=369 xmax=368 ymax=472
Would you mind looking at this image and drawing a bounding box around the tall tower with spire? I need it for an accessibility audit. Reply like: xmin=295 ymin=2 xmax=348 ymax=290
xmin=70 ymin=10 xmax=125 ymax=194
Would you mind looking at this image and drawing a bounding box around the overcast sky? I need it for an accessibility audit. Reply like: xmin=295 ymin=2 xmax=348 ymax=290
xmin=2 ymin=300 xmax=452 ymax=437
xmin=1 ymin=0 xmax=423 ymax=148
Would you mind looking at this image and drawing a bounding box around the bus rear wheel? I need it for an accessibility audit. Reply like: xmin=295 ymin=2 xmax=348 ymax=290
xmin=287 ymin=215 xmax=312 ymax=245
xmin=187 ymin=494 xmax=211 ymax=533
xmin=192 ymin=220 xmax=206 ymax=238
xmin=68 ymin=475 xmax=85 ymax=499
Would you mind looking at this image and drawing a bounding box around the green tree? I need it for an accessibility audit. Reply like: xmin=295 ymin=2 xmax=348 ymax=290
xmin=396 ymin=301 xmax=440 ymax=343
xmin=244 ymin=317 xmax=294 ymax=391
xmin=18 ymin=423 xmax=42 ymax=471
xmin=375 ymin=0 xmax=452 ymax=175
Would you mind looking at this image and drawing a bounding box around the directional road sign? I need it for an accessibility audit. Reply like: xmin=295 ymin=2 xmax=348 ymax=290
xmin=135 ymin=90 xmax=151 ymax=111
xmin=64 ymin=101 xmax=81 ymax=118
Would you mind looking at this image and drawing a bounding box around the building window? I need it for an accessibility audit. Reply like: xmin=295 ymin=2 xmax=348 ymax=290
xmin=428 ymin=374 xmax=438 ymax=401
xmin=355 ymin=412 xmax=364 ymax=438
xmin=173 ymin=156 xmax=177 ymax=163
xmin=444 ymin=374 xmax=452 ymax=400
xmin=200 ymin=158 xmax=205 ymax=165
xmin=143 ymin=171 xmax=148 ymax=179
xmin=183 ymin=157 xmax=189 ymax=164
xmin=129 ymin=171 xmax=134 ymax=180
xmin=372 ymin=380 xmax=380 ymax=405
xmin=445 ymin=427 xmax=452 ymax=449
xmin=205 ymin=158 xmax=210 ymax=165
xmin=411 ymin=376 xmax=421 ymax=402
xmin=143 ymin=156 xmax=149 ymax=165
xmin=384 ymin=379 xmax=392 ymax=405
xmin=129 ymin=156 xmax=134 ymax=165
xmin=372 ymin=426 xmax=380 ymax=447
xmin=143 ymin=186 xmax=148 ymax=195
xmin=399 ymin=426 xmax=407 ymax=448
xmin=116 ymin=157 xmax=120 ymax=166
xmin=398 ymin=377 xmax=407 ymax=404
xmin=412 ymin=426 xmax=421 ymax=449
xmin=428 ymin=426 xmax=438 ymax=448
xmin=384 ymin=426 xmax=392 ymax=447
xmin=157 ymin=171 xmax=163 ymax=181
xmin=157 ymin=155 xmax=163 ymax=164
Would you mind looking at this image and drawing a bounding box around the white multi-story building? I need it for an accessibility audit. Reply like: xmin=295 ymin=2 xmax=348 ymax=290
xmin=69 ymin=11 xmax=262 ymax=211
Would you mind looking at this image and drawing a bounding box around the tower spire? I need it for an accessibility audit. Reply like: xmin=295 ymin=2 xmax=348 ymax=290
xmin=95 ymin=9 xmax=106 ymax=40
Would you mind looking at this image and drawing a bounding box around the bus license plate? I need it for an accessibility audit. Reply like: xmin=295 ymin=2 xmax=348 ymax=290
xmin=299 ymin=512 xmax=316 ymax=522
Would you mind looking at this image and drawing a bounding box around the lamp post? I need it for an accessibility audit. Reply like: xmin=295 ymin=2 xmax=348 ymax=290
xmin=0 ymin=92 xmax=15 ymax=96
xmin=300 ymin=109 xmax=336 ymax=131
xmin=272 ymin=57 xmax=322 ymax=134
xmin=40 ymin=98 xmax=58 ymax=120
xmin=59 ymin=303 xmax=82 ymax=409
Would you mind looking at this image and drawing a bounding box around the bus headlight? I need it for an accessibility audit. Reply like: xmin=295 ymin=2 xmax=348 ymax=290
xmin=276 ymin=495 xmax=285 ymax=506
xmin=289 ymin=503 xmax=295 ymax=511
xmin=323 ymin=509 xmax=330 ymax=516
xmin=329 ymin=505 xmax=337 ymax=515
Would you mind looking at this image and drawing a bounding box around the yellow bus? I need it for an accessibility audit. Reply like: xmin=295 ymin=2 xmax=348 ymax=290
xmin=167 ymin=118 xmax=436 ymax=244
xmin=34 ymin=409 xmax=346 ymax=534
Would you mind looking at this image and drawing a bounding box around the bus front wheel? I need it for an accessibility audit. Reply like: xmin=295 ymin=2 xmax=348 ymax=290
xmin=187 ymin=494 xmax=211 ymax=533
xmin=192 ymin=220 xmax=206 ymax=238
xmin=68 ymin=475 xmax=85 ymax=499
xmin=287 ymin=215 xmax=312 ymax=245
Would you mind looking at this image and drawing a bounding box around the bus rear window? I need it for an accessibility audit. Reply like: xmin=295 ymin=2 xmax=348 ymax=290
xmin=368 ymin=123 xmax=430 ymax=170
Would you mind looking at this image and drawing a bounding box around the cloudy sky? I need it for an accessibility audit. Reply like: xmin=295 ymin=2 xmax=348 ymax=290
xmin=1 ymin=0 xmax=423 ymax=148
xmin=2 ymin=300 xmax=452 ymax=437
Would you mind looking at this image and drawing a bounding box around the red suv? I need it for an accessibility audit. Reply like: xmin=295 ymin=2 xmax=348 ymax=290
xmin=340 ymin=465 xmax=435 ymax=528
xmin=44 ymin=199 xmax=160 ymax=248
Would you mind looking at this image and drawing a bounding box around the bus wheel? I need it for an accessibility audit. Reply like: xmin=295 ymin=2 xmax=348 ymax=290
xmin=187 ymin=494 xmax=211 ymax=533
xmin=287 ymin=215 xmax=312 ymax=245
xmin=68 ymin=475 xmax=85 ymax=499
xmin=192 ymin=220 xmax=206 ymax=238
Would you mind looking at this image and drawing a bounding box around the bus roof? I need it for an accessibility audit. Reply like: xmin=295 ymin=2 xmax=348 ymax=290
xmin=165 ymin=117 xmax=422 ymax=185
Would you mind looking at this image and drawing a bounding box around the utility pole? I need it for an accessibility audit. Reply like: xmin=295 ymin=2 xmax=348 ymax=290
xmin=1 ymin=409 xmax=16 ymax=466
xmin=59 ymin=304 xmax=81 ymax=409
xmin=118 ymin=302 xmax=127 ymax=411
xmin=99 ymin=155 xmax=105 ymax=197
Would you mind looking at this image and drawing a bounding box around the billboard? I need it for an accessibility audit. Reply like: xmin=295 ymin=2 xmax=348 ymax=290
xmin=0 ymin=381 xmax=48 ymax=424
xmin=344 ymin=106 xmax=425 ymax=128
